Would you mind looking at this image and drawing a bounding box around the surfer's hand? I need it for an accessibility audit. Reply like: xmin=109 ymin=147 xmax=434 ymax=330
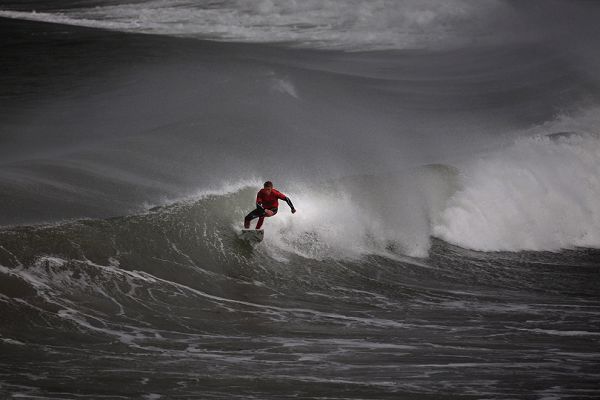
xmin=265 ymin=209 xmax=275 ymax=217
xmin=291 ymin=208 xmax=296 ymax=214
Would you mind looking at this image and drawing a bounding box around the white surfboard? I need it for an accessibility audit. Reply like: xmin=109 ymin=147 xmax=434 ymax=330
xmin=239 ymin=229 xmax=264 ymax=243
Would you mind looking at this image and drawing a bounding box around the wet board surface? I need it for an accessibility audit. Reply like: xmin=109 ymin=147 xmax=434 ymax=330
xmin=239 ymin=229 xmax=264 ymax=243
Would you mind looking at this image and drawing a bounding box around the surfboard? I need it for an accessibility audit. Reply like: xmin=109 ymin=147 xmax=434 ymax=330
xmin=239 ymin=229 xmax=264 ymax=243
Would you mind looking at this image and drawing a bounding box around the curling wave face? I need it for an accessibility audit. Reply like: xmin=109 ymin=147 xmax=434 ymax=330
xmin=264 ymin=123 xmax=600 ymax=256
xmin=2 ymin=124 xmax=600 ymax=270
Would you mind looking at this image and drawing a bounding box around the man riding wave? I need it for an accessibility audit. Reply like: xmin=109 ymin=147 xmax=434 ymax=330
xmin=244 ymin=181 xmax=296 ymax=229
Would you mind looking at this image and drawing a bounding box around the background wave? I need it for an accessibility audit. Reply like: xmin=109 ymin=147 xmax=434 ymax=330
xmin=0 ymin=0 xmax=541 ymax=51
xmin=2 ymin=0 xmax=600 ymax=52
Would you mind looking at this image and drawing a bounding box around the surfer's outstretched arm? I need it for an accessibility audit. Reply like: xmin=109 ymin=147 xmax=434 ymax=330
xmin=284 ymin=197 xmax=296 ymax=213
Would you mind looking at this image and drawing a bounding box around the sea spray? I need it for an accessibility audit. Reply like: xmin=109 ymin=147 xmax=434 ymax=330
xmin=434 ymin=132 xmax=600 ymax=251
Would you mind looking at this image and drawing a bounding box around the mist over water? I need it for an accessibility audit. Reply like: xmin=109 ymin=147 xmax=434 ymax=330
xmin=1 ymin=1 xmax=600 ymax=398
xmin=435 ymin=130 xmax=600 ymax=251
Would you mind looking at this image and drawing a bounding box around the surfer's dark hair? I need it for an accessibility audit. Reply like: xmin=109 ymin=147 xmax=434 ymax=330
xmin=264 ymin=181 xmax=273 ymax=188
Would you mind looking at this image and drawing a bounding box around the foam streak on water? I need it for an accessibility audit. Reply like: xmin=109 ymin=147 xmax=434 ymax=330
xmin=0 ymin=0 xmax=525 ymax=51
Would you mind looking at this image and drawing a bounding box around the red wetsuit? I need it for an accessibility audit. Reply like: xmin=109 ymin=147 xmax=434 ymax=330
xmin=256 ymin=188 xmax=287 ymax=210
xmin=244 ymin=188 xmax=295 ymax=229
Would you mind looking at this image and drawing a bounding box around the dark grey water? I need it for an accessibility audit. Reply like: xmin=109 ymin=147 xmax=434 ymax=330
xmin=1 ymin=1 xmax=600 ymax=398
xmin=1 ymin=193 xmax=599 ymax=399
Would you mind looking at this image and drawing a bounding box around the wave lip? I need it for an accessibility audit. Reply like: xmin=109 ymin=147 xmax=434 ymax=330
xmin=434 ymin=132 xmax=600 ymax=252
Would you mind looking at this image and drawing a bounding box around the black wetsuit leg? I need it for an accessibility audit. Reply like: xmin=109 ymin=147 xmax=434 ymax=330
xmin=244 ymin=208 xmax=264 ymax=228
xmin=245 ymin=207 xmax=265 ymax=221
xmin=244 ymin=207 xmax=277 ymax=228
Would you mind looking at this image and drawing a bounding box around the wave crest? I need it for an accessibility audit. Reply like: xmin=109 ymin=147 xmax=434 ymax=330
xmin=434 ymin=132 xmax=600 ymax=251
xmin=0 ymin=0 xmax=521 ymax=51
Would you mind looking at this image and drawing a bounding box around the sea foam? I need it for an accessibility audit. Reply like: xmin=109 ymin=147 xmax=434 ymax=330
xmin=434 ymin=132 xmax=600 ymax=251
xmin=0 ymin=0 xmax=520 ymax=51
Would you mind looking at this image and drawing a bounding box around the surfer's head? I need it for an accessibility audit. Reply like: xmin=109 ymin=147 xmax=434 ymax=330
xmin=263 ymin=181 xmax=273 ymax=194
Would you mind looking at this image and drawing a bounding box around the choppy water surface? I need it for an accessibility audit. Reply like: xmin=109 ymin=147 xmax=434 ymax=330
xmin=1 ymin=191 xmax=599 ymax=399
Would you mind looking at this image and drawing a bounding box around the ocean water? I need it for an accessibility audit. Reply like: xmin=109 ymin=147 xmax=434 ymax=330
xmin=1 ymin=1 xmax=600 ymax=398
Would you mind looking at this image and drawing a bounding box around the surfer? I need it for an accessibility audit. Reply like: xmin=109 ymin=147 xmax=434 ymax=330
xmin=244 ymin=181 xmax=296 ymax=229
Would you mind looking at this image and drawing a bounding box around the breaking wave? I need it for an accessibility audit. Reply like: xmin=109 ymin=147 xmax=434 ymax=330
xmin=2 ymin=123 xmax=600 ymax=267
xmin=429 ymin=105 xmax=600 ymax=252
xmin=434 ymin=131 xmax=600 ymax=251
